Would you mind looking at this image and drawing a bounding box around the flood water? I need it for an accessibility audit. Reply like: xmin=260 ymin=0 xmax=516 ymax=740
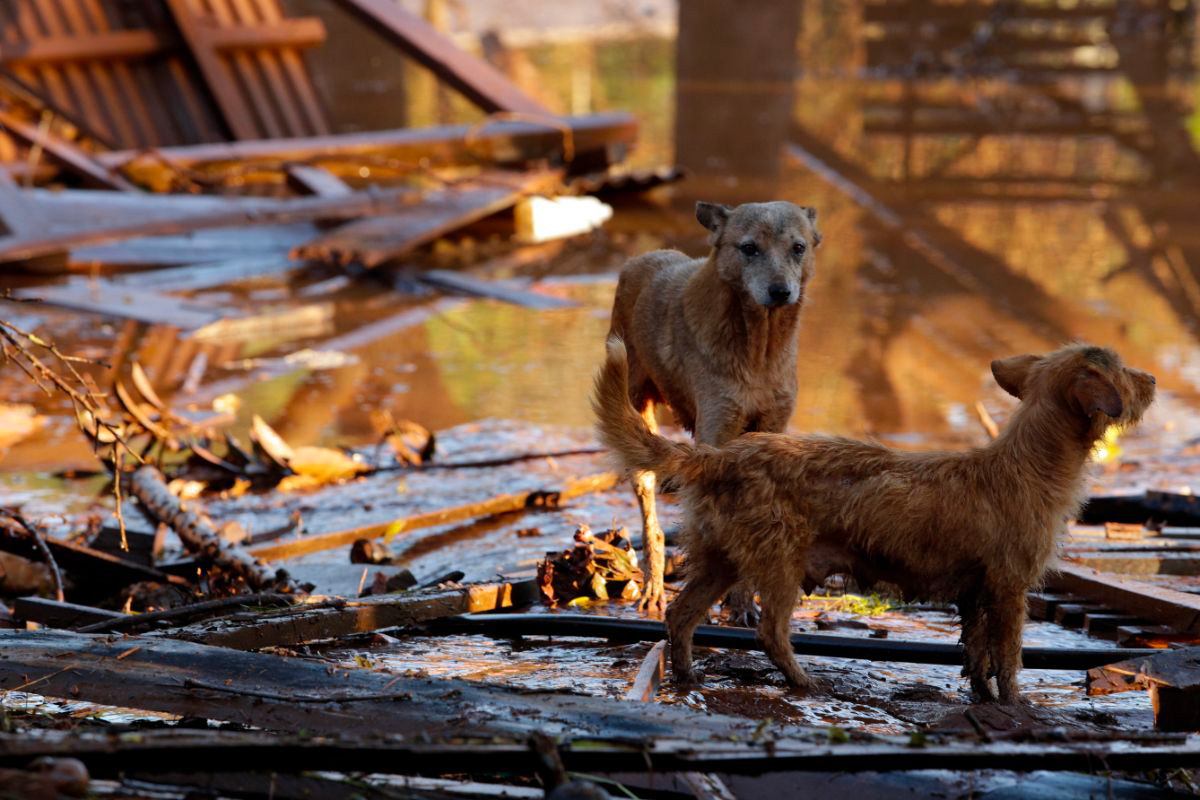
xmin=6 ymin=2 xmax=1200 ymax=492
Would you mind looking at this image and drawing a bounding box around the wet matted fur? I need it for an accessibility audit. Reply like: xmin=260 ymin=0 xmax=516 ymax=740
xmin=607 ymin=200 xmax=821 ymax=615
xmin=593 ymin=339 xmax=1155 ymax=702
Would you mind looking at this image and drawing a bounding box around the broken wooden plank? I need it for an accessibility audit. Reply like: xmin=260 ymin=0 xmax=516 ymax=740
xmin=285 ymin=164 xmax=353 ymax=197
xmin=0 ymin=532 xmax=183 ymax=599
xmin=292 ymin=177 xmax=558 ymax=267
xmin=1046 ymin=563 xmax=1200 ymax=634
xmin=248 ymin=471 xmax=618 ymax=561
xmin=156 ymin=582 xmax=534 ymax=650
xmin=131 ymin=466 xmax=298 ymax=593
xmin=0 ymin=186 xmax=424 ymax=264
xmin=98 ymin=113 xmax=638 ymax=191
xmin=418 ymin=270 xmax=577 ymax=310
xmin=11 ymin=282 xmax=221 ymax=328
xmin=0 ymin=110 xmax=140 ymax=191
xmin=428 ymin=613 xmax=1156 ymax=669
xmin=11 ymin=597 xmax=123 ymax=629
xmin=0 ymin=628 xmax=770 ymax=741
xmin=334 ymin=0 xmax=547 ymax=115
xmin=0 ymin=172 xmax=38 ymax=236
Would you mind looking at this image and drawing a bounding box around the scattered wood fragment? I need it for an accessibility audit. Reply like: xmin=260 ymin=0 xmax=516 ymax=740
xmin=131 ymin=465 xmax=299 ymax=593
xmin=625 ymin=640 xmax=666 ymax=703
xmin=286 ymin=164 xmax=353 ymax=197
xmin=76 ymin=592 xmax=295 ymax=635
xmin=0 ymin=110 xmax=139 ymax=191
xmin=247 ymin=471 xmax=618 ymax=561
xmin=157 ymin=582 xmax=534 ymax=650
xmin=11 ymin=281 xmax=222 ymax=328
xmin=427 ymin=613 xmax=1156 ymax=669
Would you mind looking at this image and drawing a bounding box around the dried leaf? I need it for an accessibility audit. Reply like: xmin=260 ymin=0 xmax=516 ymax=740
xmin=250 ymin=415 xmax=295 ymax=466
xmin=130 ymin=362 xmax=165 ymax=410
xmin=289 ymin=446 xmax=369 ymax=484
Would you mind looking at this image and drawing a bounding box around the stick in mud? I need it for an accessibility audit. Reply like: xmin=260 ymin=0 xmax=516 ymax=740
xmin=130 ymin=465 xmax=301 ymax=594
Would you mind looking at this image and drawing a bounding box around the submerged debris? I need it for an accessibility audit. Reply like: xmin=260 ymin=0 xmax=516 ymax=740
xmin=537 ymin=525 xmax=641 ymax=606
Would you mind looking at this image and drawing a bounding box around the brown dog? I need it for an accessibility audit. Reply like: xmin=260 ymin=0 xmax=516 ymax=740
xmin=594 ymin=340 xmax=1155 ymax=702
xmin=607 ymin=200 xmax=821 ymax=615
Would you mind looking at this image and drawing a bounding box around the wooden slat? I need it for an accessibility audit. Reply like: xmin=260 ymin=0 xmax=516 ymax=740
xmin=419 ymin=270 xmax=577 ymax=310
xmin=12 ymin=281 xmax=222 ymax=328
xmin=0 ymin=29 xmax=164 ymax=63
xmin=1047 ymin=563 xmax=1200 ymax=634
xmin=248 ymin=0 xmax=328 ymax=135
xmin=163 ymin=0 xmax=260 ymax=140
xmin=0 ymin=171 xmax=38 ymax=235
xmin=334 ymin=0 xmax=549 ymax=114
xmin=285 ymin=164 xmax=352 ymax=197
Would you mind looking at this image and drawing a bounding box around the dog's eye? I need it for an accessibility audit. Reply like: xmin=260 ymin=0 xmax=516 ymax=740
xmin=792 ymin=242 xmax=807 ymax=256
xmin=739 ymin=242 xmax=759 ymax=257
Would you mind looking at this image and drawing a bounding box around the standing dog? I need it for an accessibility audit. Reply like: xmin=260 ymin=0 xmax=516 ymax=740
xmin=594 ymin=341 xmax=1155 ymax=702
xmin=607 ymin=201 xmax=821 ymax=615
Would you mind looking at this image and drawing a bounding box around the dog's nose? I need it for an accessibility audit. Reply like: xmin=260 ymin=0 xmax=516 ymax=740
xmin=1150 ymin=374 xmax=1157 ymax=385
xmin=767 ymin=284 xmax=791 ymax=304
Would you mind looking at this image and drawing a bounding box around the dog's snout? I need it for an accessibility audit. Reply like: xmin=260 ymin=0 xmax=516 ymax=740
xmin=767 ymin=284 xmax=792 ymax=305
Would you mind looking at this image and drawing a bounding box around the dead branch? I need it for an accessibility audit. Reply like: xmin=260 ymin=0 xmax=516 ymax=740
xmin=0 ymin=508 xmax=64 ymax=602
xmin=130 ymin=465 xmax=301 ymax=594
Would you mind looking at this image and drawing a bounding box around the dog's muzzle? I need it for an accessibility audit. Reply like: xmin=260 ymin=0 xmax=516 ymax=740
xmin=765 ymin=284 xmax=793 ymax=306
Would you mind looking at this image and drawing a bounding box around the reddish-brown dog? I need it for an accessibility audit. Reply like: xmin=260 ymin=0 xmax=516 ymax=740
xmin=607 ymin=200 xmax=821 ymax=616
xmin=593 ymin=340 xmax=1155 ymax=702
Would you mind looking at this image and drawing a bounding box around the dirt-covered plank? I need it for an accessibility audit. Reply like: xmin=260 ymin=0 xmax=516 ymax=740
xmin=1047 ymin=563 xmax=1200 ymax=633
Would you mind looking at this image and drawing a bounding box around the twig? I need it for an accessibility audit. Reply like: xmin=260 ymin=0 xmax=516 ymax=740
xmin=974 ymin=401 xmax=1000 ymax=440
xmin=76 ymin=592 xmax=296 ymax=634
xmin=369 ymin=447 xmax=605 ymax=474
xmin=0 ymin=508 xmax=64 ymax=602
xmin=182 ymin=678 xmax=411 ymax=703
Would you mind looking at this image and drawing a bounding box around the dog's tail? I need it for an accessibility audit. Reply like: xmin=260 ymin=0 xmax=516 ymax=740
xmin=592 ymin=337 xmax=704 ymax=483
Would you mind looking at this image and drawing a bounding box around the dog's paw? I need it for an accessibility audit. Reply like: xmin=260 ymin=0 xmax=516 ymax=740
xmin=637 ymin=588 xmax=666 ymax=618
xmin=725 ymin=605 xmax=760 ymax=629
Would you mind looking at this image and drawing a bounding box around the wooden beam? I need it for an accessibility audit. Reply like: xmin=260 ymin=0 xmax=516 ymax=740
xmin=209 ymin=18 xmax=327 ymax=52
xmin=11 ymin=282 xmax=221 ymax=329
xmin=1047 ymin=563 xmax=1200 ymax=634
xmin=11 ymin=597 xmax=123 ymax=629
xmin=334 ymin=0 xmax=547 ymax=114
xmin=0 ymin=110 xmax=140 ymax=191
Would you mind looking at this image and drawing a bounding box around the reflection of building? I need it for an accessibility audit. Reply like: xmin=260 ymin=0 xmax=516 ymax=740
xmin=857 ymin=0 xmax=1200 ymax=326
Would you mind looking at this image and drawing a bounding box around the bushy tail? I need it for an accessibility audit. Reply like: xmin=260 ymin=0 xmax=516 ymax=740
xmin=591 ymin=337 xmax=702 ymax=483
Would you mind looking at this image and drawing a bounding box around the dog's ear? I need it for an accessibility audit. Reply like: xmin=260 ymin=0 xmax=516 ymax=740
xmin=801 ymin=206 xmax=822 ymax=248
xmin=991 ymin=354 xmax=1039 ymax=399
xmin=1070 ymin=369 xmax=1124 ymax=419
xmin=695 ymin=202 xmax=731 ymax=238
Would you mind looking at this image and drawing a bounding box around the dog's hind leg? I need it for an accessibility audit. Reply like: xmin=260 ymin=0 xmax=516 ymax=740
xmin=666 ymin=544 xmax=736 ymax=686
xmin=957 ymin=590 xmax=996 ymax=702
xmin=756 ymin=572 xmax=814 ymax=692
xmin=634 ymin=403 xmax=666 ymax=616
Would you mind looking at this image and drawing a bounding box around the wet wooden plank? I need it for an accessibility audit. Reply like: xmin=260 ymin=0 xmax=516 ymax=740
xmin=625 ymin=640 xmax=666 ymax=703
xmin=156 ymin=582 xmax=533 ymax=650
xmin=0 ymin=172 xmax=37 ymax=236
xmin=98 ymin=113 xmax=638 ymax=190
xmin=334 ymin=0 xmax=547 ymax=115
xmin=419 ymin=270 xmax=577 ymax=310
xmin=1046 ymin=563 xmax=1200 ymax=634
xmin=0 ymin=629 xmax=768 ymax=741
xmin=247 ymin=471 xmax=618 ymax=561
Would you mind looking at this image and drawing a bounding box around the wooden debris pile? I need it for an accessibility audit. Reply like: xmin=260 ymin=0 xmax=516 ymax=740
xmin=0 ymin=0 xmax=653 ymax=326
xmin=537 ymin=524 xmax=641 ymax=606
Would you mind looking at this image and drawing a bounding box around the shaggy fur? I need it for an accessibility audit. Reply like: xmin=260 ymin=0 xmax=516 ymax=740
xmin=593 ymin=339 xmax=1156 ymax=702
xmin=607 ymin=200 xmax=821 ymax=615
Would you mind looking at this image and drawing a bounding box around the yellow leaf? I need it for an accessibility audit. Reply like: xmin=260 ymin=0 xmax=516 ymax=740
xmin=289 ymin=446 xmax=369 ymax=484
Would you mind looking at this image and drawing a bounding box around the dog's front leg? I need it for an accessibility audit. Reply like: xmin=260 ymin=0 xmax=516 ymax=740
xmin=988 ymin=589 xmax=1029 ymax=705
